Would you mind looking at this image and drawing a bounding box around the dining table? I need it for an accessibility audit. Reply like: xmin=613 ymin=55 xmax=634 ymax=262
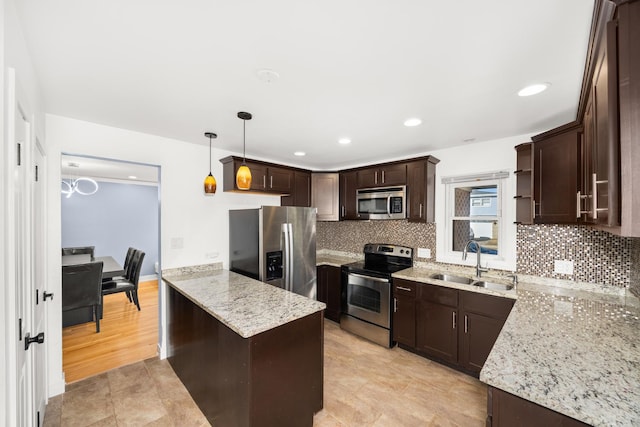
xmin=61 ymin=254 xmax=125 ymax=327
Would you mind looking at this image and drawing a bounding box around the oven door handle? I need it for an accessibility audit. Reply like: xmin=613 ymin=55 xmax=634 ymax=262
xmin=348 ymin=273 xmax=390 ymax=283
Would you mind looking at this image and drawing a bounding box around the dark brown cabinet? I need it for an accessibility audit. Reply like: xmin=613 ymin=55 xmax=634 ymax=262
xmin=532 ymin=126 xmax=582 ymax=224
xmin=339 ymin=171 xmax=358 ymax=220
xmin=356 ymin=163 xmax=407 ymax=188
xmin=281 ymin=171 xmax=311 ymax=207
xmin=220 ymin=156 xmax=295 ymax=194
xmin=459 ymin=291 xmax=515 ymax=374
xmin=316 ymin=265 xmax=341 ymax=322
xmin=416 ymin=284 xmax=458 ymax=363
xmin=406 ymin=157 xmax=439 ymax=223
xmin=392 ymin=279 xmax=416 ymax=347
xmin=392 ymin=278 xmax=514 ymax=376
xmin=487 ymin=387 xmax=589 ymax=427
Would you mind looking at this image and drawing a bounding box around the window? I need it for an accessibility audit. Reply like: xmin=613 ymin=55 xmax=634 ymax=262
xmin=441 ymin=171 xmax=510 ymax=265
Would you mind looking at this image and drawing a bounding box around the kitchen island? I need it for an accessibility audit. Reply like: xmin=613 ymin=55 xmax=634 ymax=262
xmin=162 ymin=264 xmax=326 ymax=427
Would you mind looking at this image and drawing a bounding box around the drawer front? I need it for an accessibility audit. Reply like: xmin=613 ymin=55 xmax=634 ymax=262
xmin=393 ymin=279 xmax=417 ymax=298
xmin=460 ymin=290 xmax=514 ymax=319
xmin=419 ymin=283 xmax=458 ymax=307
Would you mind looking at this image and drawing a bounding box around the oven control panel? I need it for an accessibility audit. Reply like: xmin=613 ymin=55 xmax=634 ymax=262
xmin=363 ymin=243 xmax=412 ymax=258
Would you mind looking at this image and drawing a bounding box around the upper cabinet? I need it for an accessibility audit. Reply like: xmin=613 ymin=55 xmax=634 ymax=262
xmin=282 ymin=171 xmax=311 ymax=207
xmin=339 ymin=171 xmax=358 ymax=220
xmin=407 ymin=157 xmax=439 ymax=223
xmin=357 ymin=163 xmax=407 ymax=188
xmin=532 ymin=126 xmax=582 ymax=224
xmin=311 ymin=173 xmax=339 ymax=220
xmin=514 ymin=143 xmax=534 ymax=225
xmin=220 ymin=156 xmax=295 ymax=195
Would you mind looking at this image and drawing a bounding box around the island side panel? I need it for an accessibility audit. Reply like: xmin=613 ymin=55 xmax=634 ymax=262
xmin=249 ymin=311 xmax=324 ymax=427
xmin=166 ymin=284 xmax=251 ymax=426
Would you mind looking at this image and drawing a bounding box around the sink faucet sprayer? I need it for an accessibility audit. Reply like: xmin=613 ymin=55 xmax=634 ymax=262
xmin=462 ymin=239 xmax=489 ymax=278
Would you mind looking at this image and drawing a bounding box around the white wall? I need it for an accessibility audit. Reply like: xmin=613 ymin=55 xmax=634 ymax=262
xmin=45 ymin=114 xmax=280 ymax=395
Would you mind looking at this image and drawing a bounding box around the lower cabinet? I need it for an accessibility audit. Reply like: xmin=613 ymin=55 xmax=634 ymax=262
xmin=317 ymin=265 xmax=341 ymax=322
xmin=487 ymin=387 xmax=589 ymax=427
xmin=392 ymin=278 xmax=514 ymax=375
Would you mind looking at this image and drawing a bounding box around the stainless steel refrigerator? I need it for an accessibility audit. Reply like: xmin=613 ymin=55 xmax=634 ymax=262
xmin=229 ymin=206 xmax=317 ymax=299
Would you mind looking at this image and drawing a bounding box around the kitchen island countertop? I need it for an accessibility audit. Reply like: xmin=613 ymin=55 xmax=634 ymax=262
xmin=162 ymin=265 xmax=325 ymax=338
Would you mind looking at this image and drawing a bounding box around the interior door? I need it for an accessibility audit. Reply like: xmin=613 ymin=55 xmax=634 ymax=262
xmin=32 ymin=139 xmax=48 ymax=424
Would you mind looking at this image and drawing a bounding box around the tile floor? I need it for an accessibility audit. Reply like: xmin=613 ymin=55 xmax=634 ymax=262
xmin=44 ymin=320 xmax=486 ymax=426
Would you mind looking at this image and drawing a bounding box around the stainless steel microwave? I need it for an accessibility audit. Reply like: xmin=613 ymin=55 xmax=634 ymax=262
xmin=356 ymin=186 xmax=406 ymax=220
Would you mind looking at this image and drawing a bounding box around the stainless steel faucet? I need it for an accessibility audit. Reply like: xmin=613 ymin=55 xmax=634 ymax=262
xmin=462 ymin=239 xmax=489 ymax=277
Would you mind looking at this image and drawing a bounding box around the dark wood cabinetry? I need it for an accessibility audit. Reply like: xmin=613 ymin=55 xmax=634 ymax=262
xmin=339 ymin=171 xmax=358 ymax=220
xmin=311 ymin=173 xmax=339 ymax=220
xmin=281 ymin=171 xmax=311 ymax=207
xmin=416 ymin=284 xmax=459 ymax=363
xmin=392 ymin=279 xmax=417 ymax=347
xmin=514 ymin=143 xmax=534 ymax=224
xmin=532 ymin=126 xmax=582 ymax=224
xmin=487 ymin=387 xmax=589 ymax=427
xmin=392 ymin=278 xmax=513 ymax=376
xmin=406 ymin=157 xmax=439 ymax=223
xmin=357 ymin=163 xmax=407 ymax=188
xmin=220 ymin=156 xmax=296 ymax=194
xmin=316 ymin=265 xmax=341 ymax=322
xmin=459 ymin=291 xmax=514 ymax=374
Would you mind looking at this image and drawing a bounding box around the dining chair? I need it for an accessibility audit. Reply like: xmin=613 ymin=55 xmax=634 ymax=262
xmin=102 ymin=250 xmax=145 ymax=311
xmin=62 ymin=261 xmax=104 ymax=332
xmin=61 ymin=246 xmax=95 ymax=257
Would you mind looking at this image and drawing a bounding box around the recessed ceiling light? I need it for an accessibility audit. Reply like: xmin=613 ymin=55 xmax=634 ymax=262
xmin=128 ymin=175 xmax=137 ymax=179
xmin=294 ymin=151 xmax=306 ymax=156
xmin=256 ymin=69 xmax=280 ymax=83
xmin=404 ymin=118 xmax=422 ymax=127
xmin=338 ymin=138 xmax=351 ymax=145
xmin=518 ymin=83 xmax=550 ymax=97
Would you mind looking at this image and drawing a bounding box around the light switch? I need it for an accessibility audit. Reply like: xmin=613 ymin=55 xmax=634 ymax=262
xmin=417 ymin=248 xmax=431 ymax=258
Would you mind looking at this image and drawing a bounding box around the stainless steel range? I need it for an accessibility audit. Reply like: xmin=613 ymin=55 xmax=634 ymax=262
xmin=341 ymin=243 xmax=413 ymax=347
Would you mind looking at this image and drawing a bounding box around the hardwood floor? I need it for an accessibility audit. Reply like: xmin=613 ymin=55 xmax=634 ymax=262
xmin=62 ymin=280 xmax=159 ymax=384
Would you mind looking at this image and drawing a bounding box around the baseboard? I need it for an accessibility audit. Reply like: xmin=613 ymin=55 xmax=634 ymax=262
xmin=140 ymin=274 xmax=159 ymax=282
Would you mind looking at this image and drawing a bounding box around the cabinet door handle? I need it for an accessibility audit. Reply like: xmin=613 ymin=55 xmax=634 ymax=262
xmin=341 ymin=206 xmax=345 ymax=217
xmin=464 ymin=315 xmax=468 ymax=333
xmin=382 ymin=170 xmax=385 ymax=183
xmin=263 ymin=175 xmax=266 ymax=189
xmin=396 ymin=286 xmax=412 ymax=292
xmin=576 ymin=191 xmax=581 ymax=219
xmin=270 ymin=175 xmax=273 ymax=189
xmin=452 ymin=311 xmax=457 ymax=329
xmin=592 ymin=173 xmax=609 ymax=219
xmin=393 ymin=297 xmax=398 ymax=313
xmin=375 ymin=171 xmax=378 ymax=185
xmin=419 ymin=203 xmax=423 ymax=218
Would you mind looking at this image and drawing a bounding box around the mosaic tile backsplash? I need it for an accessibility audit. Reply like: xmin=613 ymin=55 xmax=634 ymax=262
xmin=316 ymin=220 xmax=436 ymax=258
xmin=630 ymin=238 xmax=640 ymax=297
xmin=317 ymin=220 xmax=636 ymax=290
xmin=516 ymin=224 xmax=632 ymax=288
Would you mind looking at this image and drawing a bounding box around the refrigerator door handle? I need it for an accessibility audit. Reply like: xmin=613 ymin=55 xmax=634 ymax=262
xmin=282 ymin=223 xmax=293 ymax=291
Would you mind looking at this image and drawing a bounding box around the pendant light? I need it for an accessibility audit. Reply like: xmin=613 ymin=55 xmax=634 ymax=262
xmin=204 ymin=132 xmax=217 ymax=194
xmin=236 ymin=111 xmax=252 ymax=190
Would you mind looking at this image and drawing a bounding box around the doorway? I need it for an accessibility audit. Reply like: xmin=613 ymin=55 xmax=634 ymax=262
xmin=60 ymin=154 xmax=161 ymax=383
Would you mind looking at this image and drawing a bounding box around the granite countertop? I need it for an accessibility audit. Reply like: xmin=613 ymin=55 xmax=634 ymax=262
xmin=162 ymin=265 xmax=326 ymax=339
xmin=480 ymin=283 xmax=640 ymax=426
xmin=316 ymin=250 xmax=361 ymax=268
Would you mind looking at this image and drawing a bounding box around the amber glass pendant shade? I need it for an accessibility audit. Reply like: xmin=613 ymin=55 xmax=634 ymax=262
xmin=204 ymin=173 xmax=217 ymax=193
xmin=236 ymin=164 xmax=252 ymax=190
xmin=204 ymin=132 xmax=217 ymax=195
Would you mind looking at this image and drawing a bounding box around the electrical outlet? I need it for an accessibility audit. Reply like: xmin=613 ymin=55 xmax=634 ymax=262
xmin=554 ymin=260 xmax=574 ymax=275
xmin=417 ymin=248 xmax=431 ymax=258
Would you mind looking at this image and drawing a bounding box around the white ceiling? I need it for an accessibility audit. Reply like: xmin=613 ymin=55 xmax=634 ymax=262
xmin=17 ymin=0 xmax=595 ymax=171
xmin=61 ymin=154 xmax=159 ymax=183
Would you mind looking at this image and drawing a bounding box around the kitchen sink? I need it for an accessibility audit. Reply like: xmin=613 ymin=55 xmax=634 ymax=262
xmin=429 ymin=273 xmax=475 ymax=285
xmin=473 ymin=281 xmax=514 ymax=291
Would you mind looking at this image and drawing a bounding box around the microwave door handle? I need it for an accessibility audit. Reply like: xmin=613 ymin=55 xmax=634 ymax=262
xmin=387 ymin=196 xmax=392 ymax=215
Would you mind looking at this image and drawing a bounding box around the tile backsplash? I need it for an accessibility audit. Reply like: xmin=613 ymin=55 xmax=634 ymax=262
xmin=317 ymin=220 xmax=635 ymax=290
xmin=316 ymin=220 xmax=436 ymax=258
xmin=516 ymin=224 xmax=632 ymax=288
